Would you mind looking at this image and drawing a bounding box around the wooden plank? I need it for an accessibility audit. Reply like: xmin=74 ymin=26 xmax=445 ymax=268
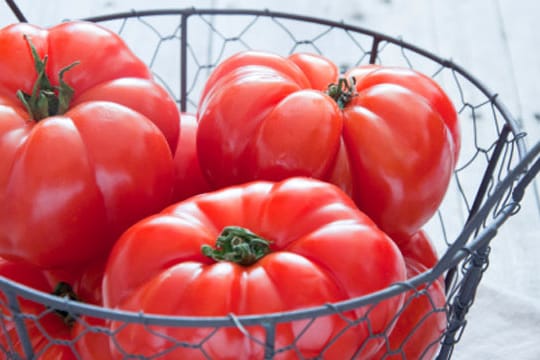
xmin=426 ymin=1 xmax=539 ymax=357
xmin=497 ymin=0 xmax=540 ymax=144
xmin=429 ymin=0 xmax=539 ymax=292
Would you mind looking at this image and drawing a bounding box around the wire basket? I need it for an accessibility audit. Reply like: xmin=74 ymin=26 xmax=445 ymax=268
xmin=1 ymin=4 xmax=539 ymax=360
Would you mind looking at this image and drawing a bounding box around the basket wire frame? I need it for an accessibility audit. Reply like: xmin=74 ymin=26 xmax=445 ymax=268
xmin=1 ymin=3 xmax=539 ymax=359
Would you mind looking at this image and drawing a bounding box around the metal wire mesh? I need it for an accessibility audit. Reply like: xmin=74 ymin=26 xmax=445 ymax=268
xmin=1 ymin=6 xmax=539 ymax=360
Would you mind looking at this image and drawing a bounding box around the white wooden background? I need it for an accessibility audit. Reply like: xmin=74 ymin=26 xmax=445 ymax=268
xmin=1 ymin=1 xmax=539 ymax=359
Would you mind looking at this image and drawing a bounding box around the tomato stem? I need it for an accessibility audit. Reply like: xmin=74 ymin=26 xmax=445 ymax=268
xmin=202 ymin=226 xmax=271 ymax=266
xmin=326 ymin=76 xmax=357 ymax=109
xmin=51 ymin=281 xmax=79 ymax=327
xmin=16 ymin=35 xmax=79 ymax=121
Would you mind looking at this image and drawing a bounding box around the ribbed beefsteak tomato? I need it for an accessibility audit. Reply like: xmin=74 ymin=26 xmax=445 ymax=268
xmin=0 ymin=21 xmax=177 ymax=268
xmin=197 ymin=51 xmax=459 ymax=239
xmin=103 ymin=177 xmax=407 ymax=359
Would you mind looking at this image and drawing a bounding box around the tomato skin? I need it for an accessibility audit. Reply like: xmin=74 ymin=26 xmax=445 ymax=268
xmin=197 ymin=65 xmax=304 ymax=187
xmin=198 ymin=51 xmax=311 ymax=104
xmin=72 ymin=77 xmax=180 ymax=153
xmin=287 ymin=52 xmax=339 ymax=90
xmin=0 ymin=22 xmax=151 ymax=103
xmin=0 ymin=23 xmax=48 ymax=100
xmin=171 ymin=113 xmax=213 ymax=202
xmin=103 ymin=177 xmax=407 ymax=359
xmin=44 ymin=258 xmax=106 ymax=308
xmin=45 ymin=22 xmax=152 ymax=96
xmin=0 ymin=102 xmax=174 ymax=268
xmin=372 ymin=258 xmax=447 ymax=360
xmin=0 ymin=20 xmax=179 ymax=152
xmin=250 ymin=90 xmax=343 ymax=180
xmin=197 ymin=51 xmax=458 ymax=239
xmin=346 ymin=65 xmax=460 ymax=163
xmin=44 ymin=261 xmax=114 ymax=360
xmin=395 ymin=230 xmax=439 ymax=270
xmin=342 ymin=84 xmax=454 ymax=238
xmin=0 ymin=21 xmax=177 ymax=268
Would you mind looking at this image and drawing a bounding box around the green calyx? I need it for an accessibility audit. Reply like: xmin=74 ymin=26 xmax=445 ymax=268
xmin=326 ymin=76 xmax=357 ymax=109
xmin=51 ymin=281 xmax=80 ymax=327
xmin=201 ymin=226 xmax=272 ymax=266
xmin=16 ymin=35 xmax=79 ymax=121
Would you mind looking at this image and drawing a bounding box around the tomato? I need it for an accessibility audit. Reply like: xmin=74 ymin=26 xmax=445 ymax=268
xmin=44 ymin=258 xmax=106 ymax=308
xmin=344 ymin=66 xmax=460 ymax=164
xmin=395 ymin=230 xmax=440 ymax=270
xmin=0 ymin=258 xmax=72 ymax=358
xmin=393 ymin=229 xmax=446 ymax=294
xmin=0 ymin=22 xmax=179 ymax=152
xmin=373 ymin=258 xmax=447 ymax=360
xmin=0 ymin=257 xmax=104 ymax=359
xmin=171 ymin=113 xmax=213 ymax=202
xmin=197 ymin=51 xmax=458 ymax=239
xmin=0 ymin=257 xmax=114 ymax=359
xmin=44 ymin=261 xmax=114 ymax=360
xmin=102 ymin=177 xmax=407 ymax=359
xmin=0 ymin=21 xmax=177 ymax=268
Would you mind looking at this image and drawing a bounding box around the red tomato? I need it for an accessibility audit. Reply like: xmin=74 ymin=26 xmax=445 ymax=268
xmin=0 ymin=257 xmax=102 ymax=359
xmin=372 ymin=258 xmax=447 ymax=360
xmin=394 ymin=230 xmax=440 ymax=270
xmin=0 ymin=258 xmax=72 ymax=358
xmin=196 ymin=51 xmax=458 ymax=239
xmin=0 ymin=21 xmax=179 ymax=151
xmin=394 ymin=230 xmax=445 ymax=291
xmin=345 ymin=65 xmax=459 ymax=163
xmin=171 ymin=113 xmax=213 ymax=202
xmin=0 ymin=21 xmax=177 ymax=268
xmin=44 ymin=258 xmax=106 ymax=307
xmin=44 ymin=261 xmax=114 ymax=360
xmin=103 ymin=177 xmax=407 ymax=359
